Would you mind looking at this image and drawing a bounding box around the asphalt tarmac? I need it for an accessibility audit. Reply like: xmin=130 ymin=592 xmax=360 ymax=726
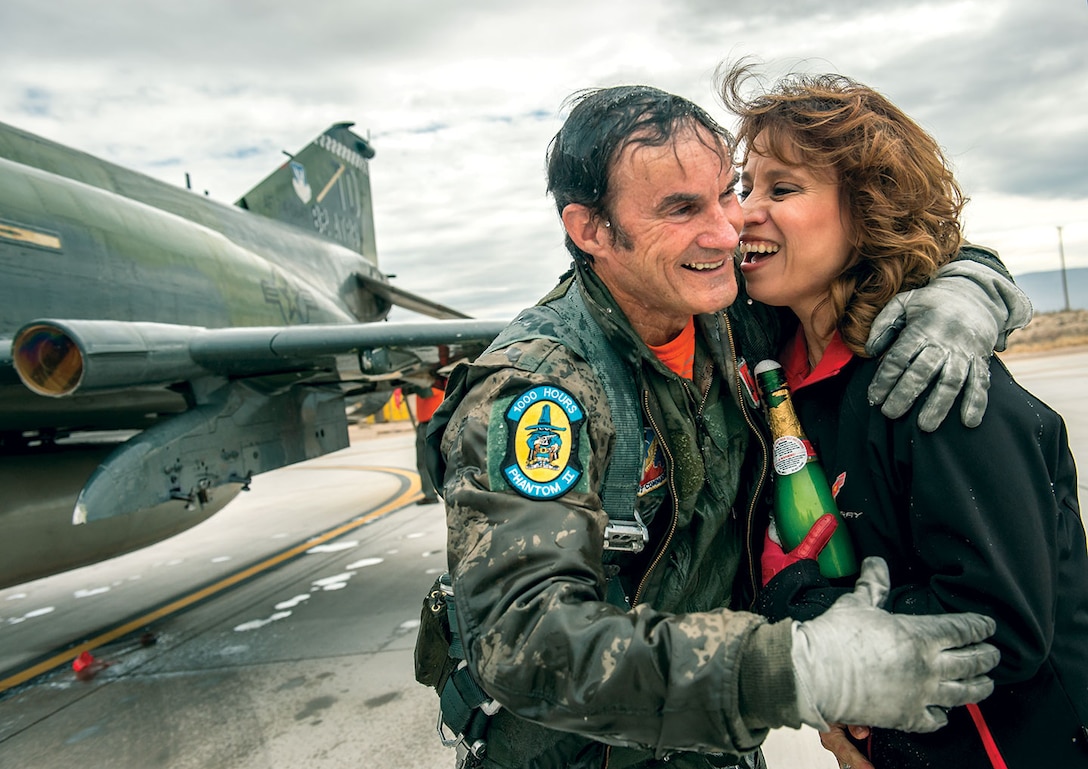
xmin=1 ymin=349 xmax=1084 ymax=769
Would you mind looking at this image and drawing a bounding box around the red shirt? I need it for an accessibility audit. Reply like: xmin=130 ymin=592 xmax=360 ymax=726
xmin=781 ymin=325 xmax=855 ymax=392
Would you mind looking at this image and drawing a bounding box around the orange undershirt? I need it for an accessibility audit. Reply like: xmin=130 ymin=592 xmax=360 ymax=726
xmin=649 ymin=317 xmax=696 ymax=379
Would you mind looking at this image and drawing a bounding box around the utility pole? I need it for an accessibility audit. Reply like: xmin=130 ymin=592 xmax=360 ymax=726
xmin=1058 ymin=225 xmax=1070 ymax=312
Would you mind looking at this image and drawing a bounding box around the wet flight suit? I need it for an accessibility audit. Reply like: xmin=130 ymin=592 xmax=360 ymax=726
xmin=425 ymin=261 xmax=791 ymax=769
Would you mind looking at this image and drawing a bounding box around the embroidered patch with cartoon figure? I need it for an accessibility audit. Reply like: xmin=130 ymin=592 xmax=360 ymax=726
xmin=499 ymin=385 xmax=585 ymax=499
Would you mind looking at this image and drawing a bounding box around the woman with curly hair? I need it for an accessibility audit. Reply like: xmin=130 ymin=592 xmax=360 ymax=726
xmin=720 ymin=65 xmax=1088 ymax=768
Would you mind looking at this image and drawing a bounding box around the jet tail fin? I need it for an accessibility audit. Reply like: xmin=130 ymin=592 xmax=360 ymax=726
xmin=236 ymin=123 xmax=379 ymax=264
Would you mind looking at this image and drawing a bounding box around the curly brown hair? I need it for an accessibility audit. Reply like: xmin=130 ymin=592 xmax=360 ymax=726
xmin=719 ymin=63 xmax=966 ymax=355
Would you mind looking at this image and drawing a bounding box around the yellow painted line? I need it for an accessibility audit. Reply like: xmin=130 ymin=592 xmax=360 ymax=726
xmin=315 ymin=164 xmax=346 ymax=203
xmin=0 ymin=465 xmax=424 ymax=694
xmin=0 ymin=222 xmax=61 ymax=250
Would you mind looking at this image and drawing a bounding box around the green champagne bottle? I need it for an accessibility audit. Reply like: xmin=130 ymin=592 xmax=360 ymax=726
xmin=754 ymin=360 xmax=858 ymax=578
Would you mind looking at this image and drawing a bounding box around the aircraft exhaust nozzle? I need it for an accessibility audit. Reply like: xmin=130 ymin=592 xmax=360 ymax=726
xmin=12 ymin=320 xmax=207 ymax=397
xmin=12 ymin=324 xmax=86 ymax=396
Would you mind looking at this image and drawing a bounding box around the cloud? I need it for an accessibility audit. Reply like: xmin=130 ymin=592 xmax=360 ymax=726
xmin=2 ymin=0 xmax=1086 ymax=314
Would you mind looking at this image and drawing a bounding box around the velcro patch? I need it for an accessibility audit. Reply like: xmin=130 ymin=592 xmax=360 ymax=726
xmin=499 ymin=385 xmax=585 ymax=500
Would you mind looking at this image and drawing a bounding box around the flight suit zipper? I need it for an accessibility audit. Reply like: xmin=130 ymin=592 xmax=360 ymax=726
xmin=631 ymin=364 xmax=712 ymax=607
xmin=632 ymin=388 xmax=677 ymax=607
xmin=721 ymin=311 xmax=770 ymax=603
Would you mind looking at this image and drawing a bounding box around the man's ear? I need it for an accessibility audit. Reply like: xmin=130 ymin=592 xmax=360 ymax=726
xmin=561 ymin=204 xmax=609 ymax=257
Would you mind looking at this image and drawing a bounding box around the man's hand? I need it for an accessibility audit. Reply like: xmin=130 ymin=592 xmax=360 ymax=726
xmin=819 ymin=724 xmax=875 ymax=769
xmin=761 ymin=514 xmax=838 ymax=585
xmin=791 ymin=557 xmax=1000 ymax=733
xmin=865 ymin=259 xmax=1032 ymax=432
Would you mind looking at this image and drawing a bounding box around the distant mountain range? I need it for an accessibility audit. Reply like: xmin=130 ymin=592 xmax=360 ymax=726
xmin=1011 ymin=268 xmax=1088 ymax=314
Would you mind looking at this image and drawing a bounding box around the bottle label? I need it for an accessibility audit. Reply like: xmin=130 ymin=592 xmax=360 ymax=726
xmin=773 ymin=435 xmax=809 ymax=475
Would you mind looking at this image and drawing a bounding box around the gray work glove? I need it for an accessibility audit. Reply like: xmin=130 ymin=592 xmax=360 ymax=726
xmin=865 ymin=259 xmax=1033 ymax=431
xmin=791 ymin=557 xmax=1000 ymax=733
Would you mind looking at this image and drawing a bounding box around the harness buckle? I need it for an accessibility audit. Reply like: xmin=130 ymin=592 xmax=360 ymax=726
xmin=603 ymin=511 xmax=649 ymax=553
xmin=438 ymin=709 xmax=490 ymax=764
xmin=438 ymin=709 xmax=462 ymax=749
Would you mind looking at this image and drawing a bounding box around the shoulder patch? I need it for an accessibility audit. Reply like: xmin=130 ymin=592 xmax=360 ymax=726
xmin=500 ymin=385 xmax=585 ymax=500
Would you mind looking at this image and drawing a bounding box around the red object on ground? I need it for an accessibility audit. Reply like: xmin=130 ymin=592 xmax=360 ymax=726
xmin=72 ymin=649 xmax=111 ymax=680
xmin=72 ymin=651 xmax=96 ymax=672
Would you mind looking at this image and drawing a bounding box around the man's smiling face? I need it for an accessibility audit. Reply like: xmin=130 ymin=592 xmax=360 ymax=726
xmin=588 ymin=125 xmax=743 ymax=346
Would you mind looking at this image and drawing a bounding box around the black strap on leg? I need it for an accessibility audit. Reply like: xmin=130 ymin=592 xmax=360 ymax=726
xmin=435 ymin=576 xmax=500 ymax=762
xmin=441 ymin=662 xmax=492 ymax=736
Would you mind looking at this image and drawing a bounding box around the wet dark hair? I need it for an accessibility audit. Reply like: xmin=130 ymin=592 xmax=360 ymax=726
xmin=546 ymin=85 xmax=735 ymax=262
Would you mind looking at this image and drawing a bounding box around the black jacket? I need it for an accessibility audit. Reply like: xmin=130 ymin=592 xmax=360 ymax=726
xmin=762 ymin=351 xmax=1088 ymax=768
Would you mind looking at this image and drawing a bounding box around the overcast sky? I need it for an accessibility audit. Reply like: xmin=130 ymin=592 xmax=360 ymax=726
xmin=2 ymin=0 xmax=1086 ymax=320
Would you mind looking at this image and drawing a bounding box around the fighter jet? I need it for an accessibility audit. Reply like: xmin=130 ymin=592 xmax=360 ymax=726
xmin=0 ymin=120 xmax=503 ymax=588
